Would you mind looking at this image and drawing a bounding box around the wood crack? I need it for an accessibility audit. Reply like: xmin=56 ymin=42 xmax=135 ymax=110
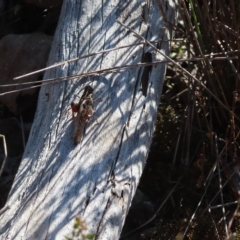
xmin=108 ymin=125 xmax=126 ymax=181
xmin=140 ymin=51 xmax=152 ymax=97
xmin=95 ymin=198 xmax=111 ymax=238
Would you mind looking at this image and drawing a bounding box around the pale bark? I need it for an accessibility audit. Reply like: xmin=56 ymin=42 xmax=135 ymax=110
xmin=0 ymin=0 xmax=177 ymax=239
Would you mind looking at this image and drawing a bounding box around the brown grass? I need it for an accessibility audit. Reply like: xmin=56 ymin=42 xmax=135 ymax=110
xmin=146 ymin=0 xmax=240 ymax=239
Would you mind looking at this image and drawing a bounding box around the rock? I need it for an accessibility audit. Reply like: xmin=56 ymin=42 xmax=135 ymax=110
xmin=0 ymin=33 xmax=53 ymax=114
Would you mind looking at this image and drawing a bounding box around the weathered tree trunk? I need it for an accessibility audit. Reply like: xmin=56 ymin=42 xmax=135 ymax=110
xmin=0 ymin=0 xmax=177 ymax=239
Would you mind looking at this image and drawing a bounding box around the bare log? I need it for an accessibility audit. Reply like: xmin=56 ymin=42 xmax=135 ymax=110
xmin=0 ymin=0 xmax=177 ymax=239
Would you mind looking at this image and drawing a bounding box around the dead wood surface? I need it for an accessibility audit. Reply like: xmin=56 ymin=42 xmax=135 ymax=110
xmin=0 ymin=0 xmax=177 ymax=239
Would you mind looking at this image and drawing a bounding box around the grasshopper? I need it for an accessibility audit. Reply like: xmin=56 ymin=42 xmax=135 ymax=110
xmin=71 ymin=85 xmax=94 ymax=144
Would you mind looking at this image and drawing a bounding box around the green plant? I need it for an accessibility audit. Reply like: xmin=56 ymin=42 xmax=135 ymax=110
xmin=65 ymin=216 xmax=95 ymax=240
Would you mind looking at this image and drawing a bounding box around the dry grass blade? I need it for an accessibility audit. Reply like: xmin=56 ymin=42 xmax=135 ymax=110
xmin=2 ymin=57 xmax=236 ymax=97
xmin=215 ymin=134 xmax=229 ymax=239
xmin=0 ymin=134 xmax=8 ymax=178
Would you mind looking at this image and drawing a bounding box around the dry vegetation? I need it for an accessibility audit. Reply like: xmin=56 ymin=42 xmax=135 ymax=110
xmin=135 ymin=0 xmax=240 ymax=239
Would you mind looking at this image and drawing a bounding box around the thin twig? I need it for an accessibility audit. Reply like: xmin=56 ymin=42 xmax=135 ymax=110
xmin=210 ymin=201 xmax=238 ymax=210
xmin=121 ymin=177 xmax=181 ymax=239
xmin=0 ymin=134 xmax=8 ymax=178
xmin=217 ymin=39 xmax=240 ymax=80
xmin=206 ymin=198 xmax=221 ymax=240
xmin=215 ymin=134 xmax=229 ymax=239
xmin=202 ymin=170 xmax=236 ymax=217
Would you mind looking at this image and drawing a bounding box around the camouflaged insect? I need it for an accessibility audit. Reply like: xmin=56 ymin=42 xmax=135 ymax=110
xmin=71 ymin=85 xmax=94 ymax=144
